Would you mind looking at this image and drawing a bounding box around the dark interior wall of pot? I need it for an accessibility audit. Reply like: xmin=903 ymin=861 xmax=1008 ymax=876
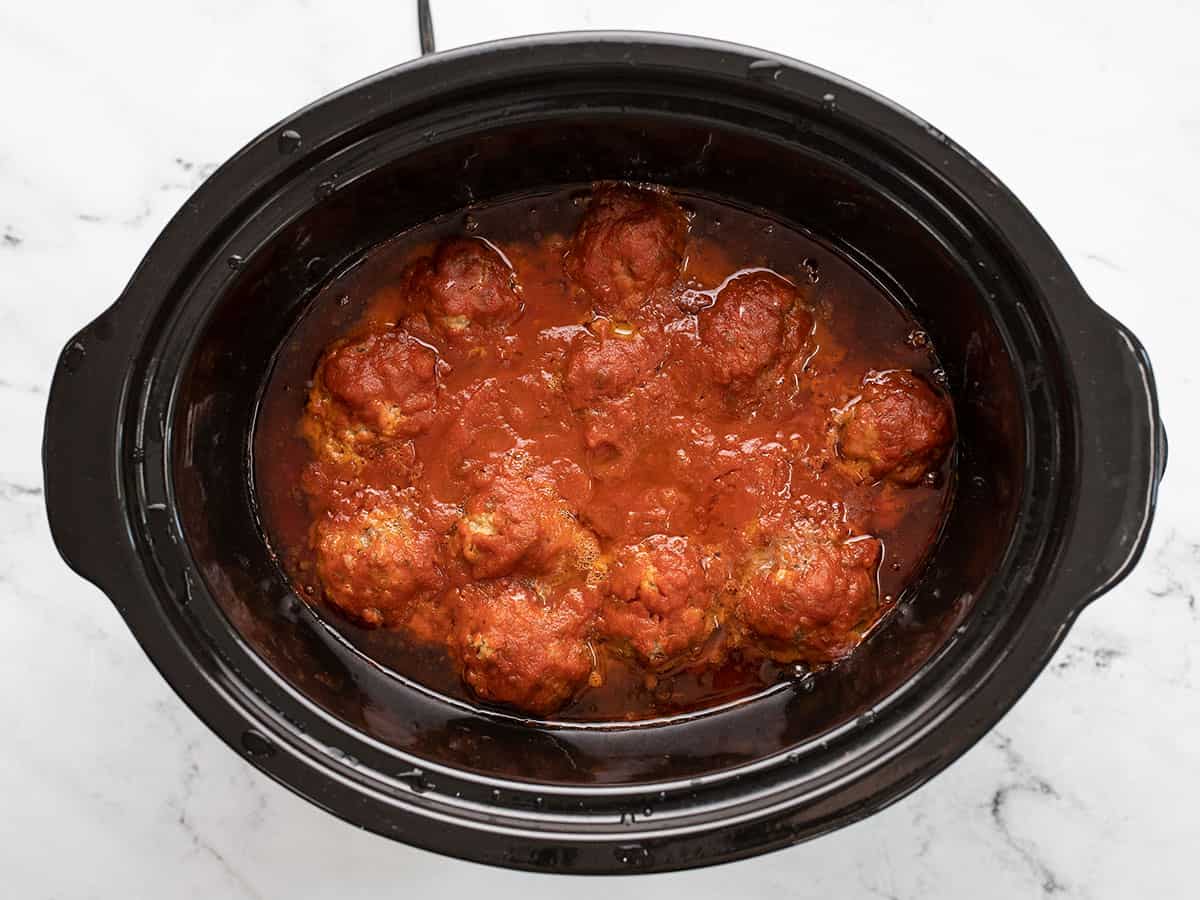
xmin=171 ymin=109 xmax=1027 ymax=785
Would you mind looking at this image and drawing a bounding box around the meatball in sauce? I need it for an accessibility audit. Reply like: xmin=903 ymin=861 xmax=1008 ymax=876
xmin=565 ymin=184 xmax=689 ymax=318
xmin=308 ymin=328 xmax=440 ymax=442
xmin=405 ymin=236 xmax=523 ymax=342
xmin=838 ymin=370 xmax=954 ymax=485
xmin=450 ymin=579 xmax=599 ymax=717
xmin=603 ymin=535 xmax=721 ymax=670
xmin=698 ymin=270 xmax=813 ymax=388
xmin=256 ymin=183 xmax=955 ymax=720
xmin=312 ymin=495 xmax=445 ymax=627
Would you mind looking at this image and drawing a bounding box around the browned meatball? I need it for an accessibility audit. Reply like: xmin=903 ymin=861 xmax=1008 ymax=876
xmin=565 ymin=184 xmax=689 ymax=317
xmin=564 ymin=321 xmax=664 ymax=409
xmin=310 ymin=328 xmax=440 ymax=441
xmin=698 ymin=270 xmax=812 ymax=386
xmin=453 ymin=474 xmax=593 ymax=579
xmin=838 ymin=370 xmax=953 ymax=485
xmin=313 ymin=496 xmax=444 ymax=628
xmin=572 ymin=375 xmax=681 ymax=484
xmin=706 ymin=438 xmax=795 ymax=541
xmin=407 ymin=237 xmax=522 ymax=340
xmin=451 ymin=579 xmax=599 ymax=715
xmin=603 ymin=535 xmax=719 ymax=668
xmin=733 ymin=521 xmax=881 ymax=662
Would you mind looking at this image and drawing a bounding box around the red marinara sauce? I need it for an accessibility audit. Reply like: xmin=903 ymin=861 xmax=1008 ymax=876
xmin=255 ymin=183 xmax=955 ymax=720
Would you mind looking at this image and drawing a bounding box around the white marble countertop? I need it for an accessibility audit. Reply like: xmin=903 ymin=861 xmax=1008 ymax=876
xmin=2 ymin=1 xmax=1196 ymax=896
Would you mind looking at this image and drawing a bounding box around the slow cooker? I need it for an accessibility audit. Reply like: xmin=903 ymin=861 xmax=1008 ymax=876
xmin=43 ymin=32 xmax=1165 ymax=872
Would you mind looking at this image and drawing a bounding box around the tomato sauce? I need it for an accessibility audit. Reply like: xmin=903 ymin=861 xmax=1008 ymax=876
xmin=254 ymin=184 xmax=954 ymax=721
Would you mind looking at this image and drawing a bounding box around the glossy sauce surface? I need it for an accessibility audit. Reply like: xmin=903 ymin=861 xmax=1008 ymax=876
xmin=255 ymin=185 xmax=954 ymax=721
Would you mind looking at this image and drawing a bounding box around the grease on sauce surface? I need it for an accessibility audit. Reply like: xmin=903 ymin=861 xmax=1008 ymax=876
xmin=255 ymin=184 xmax=955 ymax=720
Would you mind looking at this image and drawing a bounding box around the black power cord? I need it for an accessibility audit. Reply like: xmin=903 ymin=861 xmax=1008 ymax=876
xmin=418 ymin=0 xmax=436 ymax=55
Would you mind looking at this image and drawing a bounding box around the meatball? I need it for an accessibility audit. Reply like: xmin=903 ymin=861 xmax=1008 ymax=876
xmin=733 ymin=522 xmax=882 ymax=662
xmin=310 ymin=328 xmax=439 ymax=440
xmin=707 ymin=438 xmax=795 ymax=539
xmin=565 ymin=184 xmax=689 ymax=317
xmin=451 ymin=579 xmax=598 ymax=715
xmin=564 ymin=322 xmax=663 ymax=409
xmin=838 ymin=370 xmax=953 ymax=485
xmin=698 ymin=270 xmax=812 ymax=386
xmin=313 ymin=497 xmax=444 ymax=629
xmin=568 ymin=381 xmax=657 ymax=482
xmin=603 ymin=535 xmax=718 ymax=668
xmin=577 ymin=388 xmax=643 ymax=457
xmin=407 ymin=237 xmax=522 ymax=339
xmin=453 ymin=475 xmax=591 ymax=579
xmin=573 ymin=376 xmax=684 ymax=483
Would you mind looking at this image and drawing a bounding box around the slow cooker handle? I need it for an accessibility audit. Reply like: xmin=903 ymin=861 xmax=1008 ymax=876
xmin=1057 ymin=308 xmax=1166 ymax=609
xmin=42 ymin=300 xmax=139 ymax=597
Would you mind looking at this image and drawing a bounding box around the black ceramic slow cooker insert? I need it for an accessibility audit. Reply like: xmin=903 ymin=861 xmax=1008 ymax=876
xmin=43 ymin=33 xmax=1165 ymax=873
